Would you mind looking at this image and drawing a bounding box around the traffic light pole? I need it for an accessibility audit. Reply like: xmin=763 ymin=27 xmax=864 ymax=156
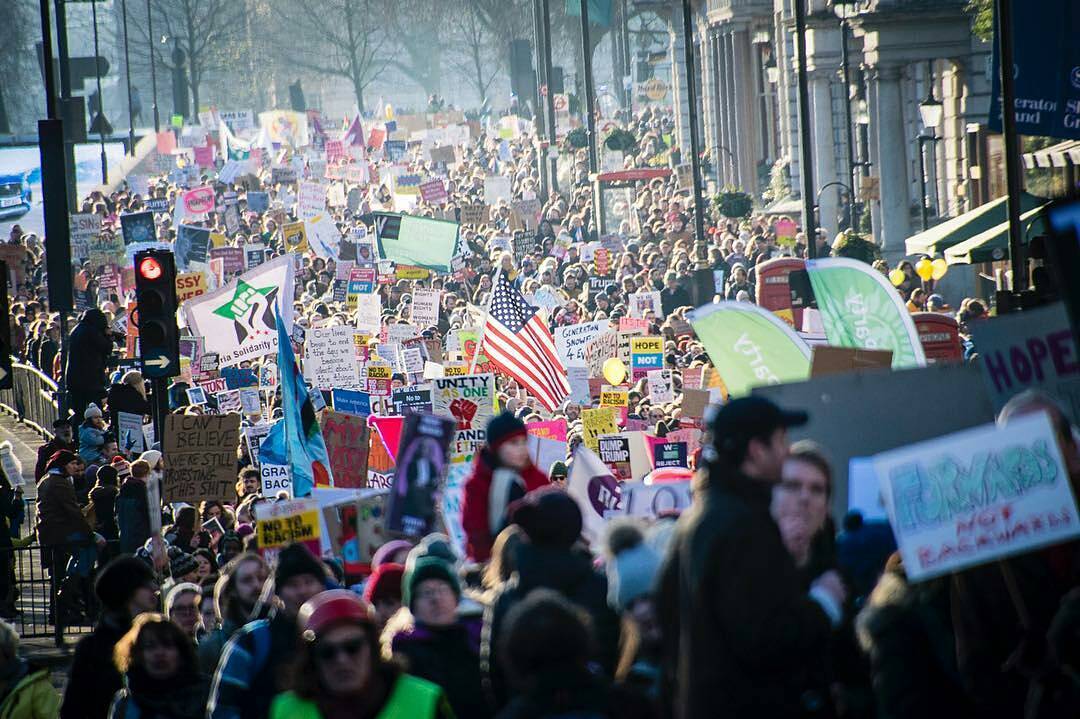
xmin=91 ymin=0 xmax=108 ymax=183
xmin=579 ymin=0 xmax=598 ymax=175
xmin=151 ymin=377 xmax=167 ymax=450
xmin=53 ymin=0 xmax=77 ymax=208
xmin=680 ymin=0 xmax=706 ymax=244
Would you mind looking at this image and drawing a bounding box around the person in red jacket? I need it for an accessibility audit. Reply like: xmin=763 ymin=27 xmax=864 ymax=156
xmin=461 ymin=413 xmax=549 ymax=562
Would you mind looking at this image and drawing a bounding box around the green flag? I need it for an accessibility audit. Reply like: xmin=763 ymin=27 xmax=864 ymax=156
xmin=805 ymin=258 xmax=926 ymax=368
xmin=374 ymin=213 xmax=460 ymax=273
xmin=689 ymin=302 xmax=812 ymax=397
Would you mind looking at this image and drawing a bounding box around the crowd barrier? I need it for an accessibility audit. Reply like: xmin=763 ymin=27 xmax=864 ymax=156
xmin=0 ymin=359 xmax=59 ymax=441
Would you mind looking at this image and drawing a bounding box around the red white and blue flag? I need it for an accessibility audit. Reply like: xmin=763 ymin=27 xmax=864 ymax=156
xmin=480 ymin=273 xmax=570 ymax=411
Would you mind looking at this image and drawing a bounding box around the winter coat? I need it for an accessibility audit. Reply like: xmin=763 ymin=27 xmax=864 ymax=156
xmin=462 ymin=450 xmax=549 ymax=562
xmin=107 ymin=671 xmax=209 ymax=719
xmin=0 ymin=661 xmax=59 ymax=719
xmin=482 ymin=542 xmax=620 ymax=710
xmin=391 ymin=613 xmax=491 ymax=719
xmin=35 ymin=473 xmax=91 ymax=547
xmin=79 ymin=424 xmax=106 ymax=465
xmin=106 ymin=384 xmax=150 ymax=447
xmin=659 ymin=286 xmax=692 ymax=316
xmin=655 ymin=467 xmax=833 ymax=719
xmin=268 ymin=672 xmax=452 ymax=719
xmin=207 ymin=612 xmax=299 ymax=719
xmin=856 ymin=571 xmax=972 ymax=719
xmin=198 ymin=619 xmax=242 ymax=676
xmin=494 ymin=667 xmax=654 ymax=719
xmin=65 ymin=310 xmax=113 ymax=394
xmin=61 ymin=613 xmax=130 ymax=719
xmin=116 ymin=478 xmax=150 ymax=555
xmin=89 ymin=484 xmax=119 ymax=541
xmin=34 ymin=439 xmax=76 ymax=484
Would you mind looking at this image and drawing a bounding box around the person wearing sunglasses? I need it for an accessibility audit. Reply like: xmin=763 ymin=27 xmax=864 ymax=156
xmin=270 ymin=589 xmax=453 ymax=719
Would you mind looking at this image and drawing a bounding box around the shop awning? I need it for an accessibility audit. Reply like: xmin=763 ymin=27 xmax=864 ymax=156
xmin=904 ymin=192 xmax=1048 ymax=257
xmin=943 ymin=204 xmax=1050 ymax=265
xmin=1022 ymin=139 xmax=1080 ymax=169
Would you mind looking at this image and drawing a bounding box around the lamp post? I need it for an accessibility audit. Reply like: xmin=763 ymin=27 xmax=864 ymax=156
xmin=90 ymin=0 xmax=108 ymax=183
xmin=148 ymin=0 xmax=159 ymax=133
xmin=917 ymin=62 xmax=943 ymax=231
xmin=854 ymin=98 xmax=871 ymax=225
xmin=793 ymin=0 xmax=818 ymax=258
xmin=832 ymin=0 xmax=859 ymax=231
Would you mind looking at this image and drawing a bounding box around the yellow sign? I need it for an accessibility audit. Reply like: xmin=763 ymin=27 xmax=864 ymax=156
xmin=175 ymin=271 xmax=208 ymax=303
xmin=256 ymin=503 xmax=321 ymax=552
xmin=210 ymin=232 xmax=228 ymax=248
xmin=643 ymin=78 xmax=669 ymax=101
xmin=443 ymin=363 xmax=469 ymax=377
xmin=282 ymin=221 xmax=308 ymax=253
xmin=599 ymin=386 xmax=628 ymax=408
xmin=395 ymin=265 xmax=430 ymax=281
xmin=366 ymin=365 xmax=391 ymax=380
xmin=630 ymin=336 xmax=663 ymax=355
xmin=582 ymin=407 xmax=618 ymax=453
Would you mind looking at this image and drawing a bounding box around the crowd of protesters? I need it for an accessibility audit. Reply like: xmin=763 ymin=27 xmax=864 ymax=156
xmin=0 ymin=97 xmax=1073 ymax=719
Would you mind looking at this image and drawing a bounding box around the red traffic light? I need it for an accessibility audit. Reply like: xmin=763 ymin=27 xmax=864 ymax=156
xmin=138 ymin=256 xmax=163 ymax=280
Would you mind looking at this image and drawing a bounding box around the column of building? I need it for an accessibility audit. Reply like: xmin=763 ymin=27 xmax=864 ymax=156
xmin=870 ymin=63 xmax=912 ymax=258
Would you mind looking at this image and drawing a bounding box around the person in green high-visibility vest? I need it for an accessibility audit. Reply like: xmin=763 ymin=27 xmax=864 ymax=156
xmin=269 ymin=589 xmax=455 ymax=719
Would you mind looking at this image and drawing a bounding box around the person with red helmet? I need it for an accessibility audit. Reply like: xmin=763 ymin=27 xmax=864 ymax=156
xmin=270 ymin=589 xmax=454 ymax=719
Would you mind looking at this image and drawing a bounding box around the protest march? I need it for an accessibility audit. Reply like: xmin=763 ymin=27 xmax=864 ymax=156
xmin=3 ymin=3 xmax=1080 ymax=716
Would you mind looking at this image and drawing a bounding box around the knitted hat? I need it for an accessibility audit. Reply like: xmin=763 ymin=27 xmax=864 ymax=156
xmin=363 ymin=563 xmax=404 ymax=606
xmin=371 ymin=539 xmax=414 ymax=569
xmin=170 ymin=552 xmax=199 ymax=580
xmin=509 ymin=487 xmax=582 ymax=549
xmin=548 ymin=461 xmax=568 ymax=481
xmin=274 ymin=542 xmax=328 ymax=589
xmin=603 ymin=519 xmax=661 ymax=612
xmin=46 ymin=450 xmax=77 ymax=473
xmin=486 ymin=412 xmax=527 ymax=451
xmin=402 ymin=555 xmax=460 ymax=611
xmin=84 ymin=404 xmax=103 ymax=420
xmin=96 ymin=555 xmax=156 ymax=612
xmin=404 ymin=533 xmax=458 ymax=574
xmin=139 ymin=449 xmax=162 ymax=468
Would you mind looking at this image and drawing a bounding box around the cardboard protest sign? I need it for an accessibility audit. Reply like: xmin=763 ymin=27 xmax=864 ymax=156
xmin=386 ymin=413 xmax=456 ymax=537
xmin=261 ymin=463 xmax=292 ymax=497
xmin=527 ymin=420 xmax=568 ymax=474
xmin=483 ymin=175 xmax=512 ymax=205
xmin=162 ymin=414 xmax=241 ymax=502
xmin=304 ymin=326 xmax=360 ymax=389
xmin=555 ymin=321 xmax=608 ymax=368
xmin=810 ymin=346 xmax=894 ymax=378
xmin=629 ymin=291 xmax=663 ymax=319
xmin=411 ymin=289 xmax=441 ymax=327
xmin=647 ymin=369 xmax=674 ymax=404
xmin=970 ymin=302 xmax=1080 ymax=424
xmin=459 ymin=204 xmax=489 ymax=225
xmin=175 ymin=271 xmax=207 ymax=303
xmin=873 ymin=412 xmax=1080 ymax=581
xmin=69 ymin=213 xmax=101 ymax=260
xmin=582 ymin=407 xmax=618 ymax=453
xmin=320 ymin=410 xmax=370 ymax=489
xmin=256 ymin=497 xmax=321 ymax=561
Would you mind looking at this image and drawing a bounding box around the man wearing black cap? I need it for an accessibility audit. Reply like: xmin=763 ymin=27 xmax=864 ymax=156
xmin=34 ymin=419 xmax=75 ymax=481
xmin=61 ymin=555 xmax=158 ymax=719
xmin=208 ymin=542 xmax=329 ymax=719
xmin=656 ymin=397 xmax=847 ymax=719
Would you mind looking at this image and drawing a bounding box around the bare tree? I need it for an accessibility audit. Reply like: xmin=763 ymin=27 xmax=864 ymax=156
xmin=445 ymin=4 xmax=502 ymax=109
xmin=266 ymin=0 xmax=389 ymax=113
xmin=126 ymin=0 xmax=247 ymax=118
xmin=384 ymin=0 xmax=447 ymax=98
xmin=0 ymin=0 xmax=40 ymax=134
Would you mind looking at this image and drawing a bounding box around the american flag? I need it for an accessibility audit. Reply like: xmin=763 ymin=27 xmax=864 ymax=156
xmin=480 ymin=273 xmax=570 ymax=411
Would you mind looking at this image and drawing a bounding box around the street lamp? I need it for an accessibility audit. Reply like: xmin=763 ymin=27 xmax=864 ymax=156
xmin=832 ymin=0 xmax=860 ymax=231
xmin=918 ymin=62 xmax=943 ymax=231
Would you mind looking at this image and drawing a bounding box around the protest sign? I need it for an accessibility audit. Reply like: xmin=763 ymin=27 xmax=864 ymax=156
xmin=970 ymin=302 xmax=1080 ymax=424
xmin=246 ymin=192 xmax=269 ymax=212
xmin=298 ymin=181 xmax=326 ymax=220
xmin=175 ymin=272 xmax=207 ymax=303
xmin=411 ymin=288 xmax=441 ymax=327
xmin=483 ymin=175 xmax=512 ymax=205
xmin=567 ymin=365 xmax=590 ymax=405
xmin=373 ymin=213 xmax=460 ymax=273
xmin=354 ymin=292 xmax=382 ymax=334
xmin=599 ymin=435 xmax=633 ymax=480
xmin=872 ymin=412 xmax=1080 ymax=581
xmin=183 ymin=254 xmax=295 ymax=366
xmin=175 ymin=225 xmax=210 ymax=270
xmin=117 ymin=411 xmax=145 ymax=455
xmin=243 ymin=243 xmax=266 ymax=270
xmin=555 ymin=321 xmax=608 ymax=368
xmin=582 ymin=407 xmax=618 ymax=453
xmin=282 ymin=221 xmax=309 ymax=254
xmin=527 ymin=420 xmax=568 ymax=474
xmin=256 ymin=497 xmax=321 ymax=561
xmin=304 ymin=326 xmax=360 ymax=389
xmin=619 ymin=480 xmax=692 ymax=519
xmin=332 ymin=388 xmax=371 ymax=417
xmin=69 ymin=213 xmax=101 ymax=260
xmin=244 ymin=423 xmax=271 ymax=468
xmin=651 ymin=441 xmax=688 ymax=469
xmin=584 ymin=331 xmax=618 ymax=378
xmin=365 ymin=363 xmax=392 ymax=396
xmin=392 ymin=385 xmax=433 ymax=415
xmin=459 ymin=204 xmax=488 ymax=225
xmin=186 ymin=387 xmax=208 ymax=406
xmin=630 ymin=336 xmax=664 ymax=381
xmin=162 ymin=414 xmax=241 ymax=502
xmin=261 ymin=464 xmax=292 ymax=497
xmin=629 ymin=291 xmax=662 ymax=318
xmin=120 ymin=211 xmax=156 ymax=245
xmin=209 ymin=246 xmax=245 ymax=276
xmin=647 ymin=369 xmax=674 ymax=404
xmin=419 ymin=179 xmax=448 ymax=204
xmin=386 ymin=413 xmax=456 ymax=537
xmin=216 ymin=390 xmax=242 ymax=413
xmin=320 ymin=411 xmax=370 ymax=489
xmin=433 ymin=374 xmax=497 ymax=463
xmin=239 ymin=388 xmax=261 ymax=414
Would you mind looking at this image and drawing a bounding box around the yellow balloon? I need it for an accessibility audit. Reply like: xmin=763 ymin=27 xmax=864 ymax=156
xmin=931 ymin=258 xmax=948 ymax=281
xmin=602 ymin=358 xmax=627 ymax=386
xmin=385 ymin=104 xmax=395 ymax=121
xmin=915 ymin=258 xmax=934 ymax=281
xmin=888 ymin=269 xmax=905 ymax=287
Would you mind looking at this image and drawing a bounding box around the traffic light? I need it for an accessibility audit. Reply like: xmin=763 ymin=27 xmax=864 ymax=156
xmin=0 ymin=262 xmax=11 ymax=390
xmin=133 ymin=250 xmax=180 ymax=379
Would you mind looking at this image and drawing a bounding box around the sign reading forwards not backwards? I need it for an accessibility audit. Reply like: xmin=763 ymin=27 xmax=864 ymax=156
xmin=872 ymin=411 xmax=1080 ymax=582
xmin=162 ymin=414 xmax=241 ymax=503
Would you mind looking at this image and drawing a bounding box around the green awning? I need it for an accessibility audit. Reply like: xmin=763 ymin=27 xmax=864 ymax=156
xmin=943 ymin=204 xmax=1050 ymax=265
xmin=904 ymin=192 xmax=1048 ymax=257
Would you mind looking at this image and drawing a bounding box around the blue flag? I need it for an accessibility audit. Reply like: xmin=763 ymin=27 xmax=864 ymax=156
xmin=276 ymin=307 xmax=333 ymax=496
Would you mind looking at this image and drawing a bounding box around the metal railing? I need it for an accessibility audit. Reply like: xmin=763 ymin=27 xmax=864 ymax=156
xmin=0 ymin=359 xmax=59 ymax=440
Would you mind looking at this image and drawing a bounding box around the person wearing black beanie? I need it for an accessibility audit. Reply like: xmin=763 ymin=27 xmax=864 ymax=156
xmin=460 ymin=412 xmax=550 ymax=563
xmin=61 ymin=555 xmax=159 ymax=719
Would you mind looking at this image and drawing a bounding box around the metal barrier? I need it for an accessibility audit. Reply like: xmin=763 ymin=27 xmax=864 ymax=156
xmin=0 ymin=360 xmax=59 ymax=440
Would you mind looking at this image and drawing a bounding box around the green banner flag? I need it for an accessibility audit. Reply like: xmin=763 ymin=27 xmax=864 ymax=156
xmin=373 ymin=213 xmax=460 ymax=274
xmin=805 ymin=258 xmax=926 ymax=368
xmin=689 ymin=302 xmax=812 ymax=397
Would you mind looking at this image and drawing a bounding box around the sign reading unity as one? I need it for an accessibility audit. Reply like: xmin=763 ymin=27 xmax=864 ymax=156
xmin=872 ymin=411 xmax=1080 ymax=581
xmin=689 ymin=301 xmax=812 ymax=397
xmin=806 ymin=258 xmax=926 ymax=369
xmin=183 ymin=254 xmax=296 ymax=366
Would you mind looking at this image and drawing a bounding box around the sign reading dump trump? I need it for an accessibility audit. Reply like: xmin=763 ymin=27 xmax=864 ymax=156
xmin=872 ymin=411 xmax=1080 ymax=581
xmin=162 ymin=414 xmax=242 ymax=502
